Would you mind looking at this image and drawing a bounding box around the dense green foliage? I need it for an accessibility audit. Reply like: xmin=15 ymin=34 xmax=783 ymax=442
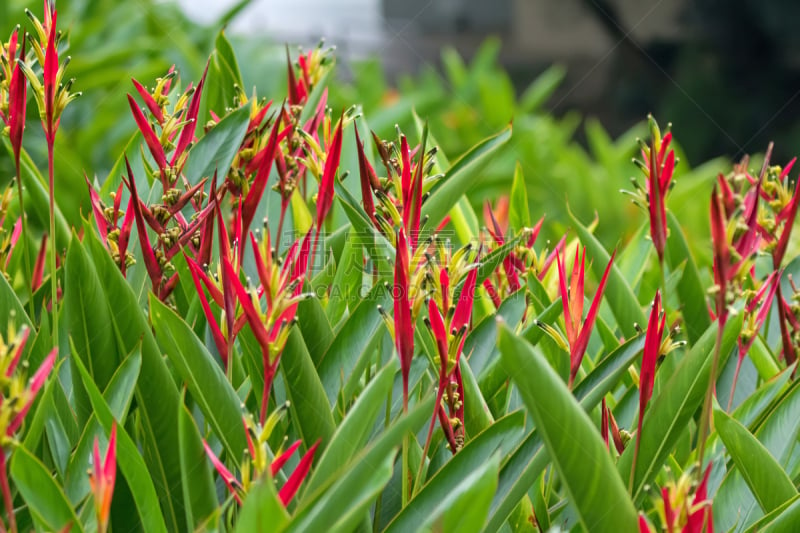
xmin=1 ymin=2 xmax=800 ymax=532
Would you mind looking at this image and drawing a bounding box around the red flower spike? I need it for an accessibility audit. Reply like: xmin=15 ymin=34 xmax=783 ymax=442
xmin=131 ymin=78 xmax=164 ymax=124
xmin=202 ymin=440 xmax=242 ymax=504
xmin=89 ymin=423 xmax=117 ymax=533
xmin=634 ymin=291 xmax=665 ymax=475
xmin=709 ymin=185 xmax=729 ymax=325
xmin=314 ymin=113 xmax=343 ymax=254
xmin=127 ymin=94 xmax=168 ymax=176
xmin=186 ymin=256 xmax=229 ymax=366
xmin=8 ymin=347 xmax=56 ymax=437
xmin=32 ymin=234 xmax=48 ymax=291
xmin=85 ymin=175 xmax=109 ymax=243
xmin=270 ymin=440 xmax=302 ymax=476
xmin=355 ymin=124 xmax=378 ymax=226
xmin=686 ymin=465 xmax=714 ymax=533
xmin=286 ymin=46 xmax=302 ymax=106
xmin=427 ymin=299 xmax=449 ymax=369
xmin=124 ymin=158 xmax=162 ymax=291
xmin=43 ymin=10 xmax=58 ymax=142
xmin=171 ymin=62 xmax=209 ymax=167
xmin=557 ymin=247 xmax=616 ymax=388
xmin=608 ymin=409 xmax=626 ymax=455
xmin=601 ymin=398 xmax=609 ymax=450
xmin=8 ymin=35 xmax=27 ymax=169
xmin=242 ymin=114 xmax=283 ymax=238
xmin=639 ymin=515 xmax=654 ymax=533
xmin=224 ymin=257 xmax=271 ymax=352
xmin=407 ymin=132 xmax=427 ymax=248
xmin=773 ymin=174 xmax=800 ymax=269
xmin=394 ymin=227 xmax=414 ymax=408
xmin=5 ymin=219 xmax=22 ymax=269
xmin=5 ymin=327 xmax=30 ymax=379
xmin=278 ymin=440 xmax=320 ymax=506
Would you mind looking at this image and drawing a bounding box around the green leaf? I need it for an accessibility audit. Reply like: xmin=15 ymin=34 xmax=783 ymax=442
xmin=183 ymin=104 xmax=250 ymax=186
xmin=83 ymin=231 xmax=184 ymax=531
xmin=715 ymin=379 xmax=800 ymax=532
xmin=385 ymin=411 xmax=525 ymax=532
xmin=290 ymin=396 xmax=434 ymax=532
xmin=317 ymin=282 xmax=392 ymax=406
xmin=10 ymin=446 xmax=84 ymax=533
xmin=746 ymin=495 xmax=800 ymax=532
xmin=421 ymin=126 xmax=512 ymax=230
xmin=65 ymin=233 xmax=120 ymax=426
xmin=518 ymin=64 xmax=566 ymax=113
xmin=618 ymin=315 xmax=742 ymax=502
xmin=509 ymin=162 xmax=530 ymax=231
xmin=568 ymin=206 xmax=646 ymax=338
xmin=665 ymin=212 xmax=710 ymax=344
xmin=178 ymin=399 xmax=219 ymax=531
xmin=73 ymin=352 xmax=169 ymax=533
xmin=419 ymin=454 xmax=500 ymax=533
xmin=64 ymin=347 xmax=141 ymax=504
xmin=234 ymin=479 xmax=289 ymax=533
xmin=498 ymin=320 xmax=639 ymax=532
xmin=325 ymin=227 xmax=363 ymax=325
xmin=305 ymin=358 xmax=399 ymax=495
xmin=715 ymin=407 xmax=797 ymax=514
xmin=280 ymin=327 xmax=337 ymax=449
xmin=150 ymin=296 xmax=247 ymax=466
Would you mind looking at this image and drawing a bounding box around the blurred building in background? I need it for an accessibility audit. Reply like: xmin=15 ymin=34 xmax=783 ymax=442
xmin=177 ymin=0 xmax=800 ymax=163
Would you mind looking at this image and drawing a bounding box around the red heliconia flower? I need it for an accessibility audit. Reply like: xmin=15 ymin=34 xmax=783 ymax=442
xmin=7 ymin=30 xmax=27 ymax=170
xmin=313 ymin=113 xmax=343 ymax=259
xmin=227 ymin=230 xmax=312 ymax=423
xmin=355 ymin=124 xmax=379 ymax=227
xmin=170 ymin=62 xmax=208 ymax=169
xmin=709 ymin=184 xmax=730 ymax=326
xmin=241 ymin=113 xmax=287 ymax=240
xmin=42 ymin=7 xmax=59 ymax=143
xmin=204 ymin=417 xmax=319 ymax=507
xmin=638 ymin=465 xmax=714 ymax=533
xmin=555 ymin=246 xmax=616 ymax=388
xmin=632 ymin=290 xmax=666 ymax=478
xmin=89 ymin=423 xmax=117 ymax=533
xmin=729 ymin=271 xmax=779 ymax=407
xmin=393 ymin=226 xmax=414 ymax=410
xmin=6 ymin=346 xmax=57 ymax=438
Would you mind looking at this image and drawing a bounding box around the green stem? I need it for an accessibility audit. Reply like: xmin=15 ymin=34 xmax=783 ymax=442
xmin=47 ymin=140 xmax=58 ymax=352
xmin=696 ymin=320 xmax=724 ymax=474
xmin=401 ymin=431 xmax=409 ymax=509
xmin=14 ymin=162 xmax=34 ymax=319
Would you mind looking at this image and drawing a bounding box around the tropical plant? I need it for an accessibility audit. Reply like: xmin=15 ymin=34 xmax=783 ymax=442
xmin=1 ymin=2 xmax=800 ymax=532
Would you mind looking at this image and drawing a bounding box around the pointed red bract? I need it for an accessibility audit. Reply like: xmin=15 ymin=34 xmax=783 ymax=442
xmin=171 ymin=62 xmax=209 ymax=166
xmin=270 ymin=440 xmax=302 ymax=476
xmin=43 ymin=10 xmax=58 ymax=142
xmin=127 ymin=94 xmax=167 ymax=174
xmin=131 ymin=78 xmax=164 ymax=124
xmin=394 ymin=227 xmax=414 ymax=407
xmin=203 ymin=440 xmax=242 ymax=504
xmin=278 ymin=440 xmax=319 ymax=506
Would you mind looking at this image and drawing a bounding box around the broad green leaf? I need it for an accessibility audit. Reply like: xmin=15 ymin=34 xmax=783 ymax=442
xmin=65 ymin=233 xmax=119 ymax=426
xmin=305 ymin=358 xmax=399 ymax=495
xmin=183 ymin=105 xmax=250 ymax=186
xmin=10 ymin=446 xmax=84 ymax=533
xmin=666 ymin=212 xmax=710 ymax=343
xmin=64 ymin=348 xmax=141 ymax=503
xmin=234 ymin=479 xmax=289 ymax=533
xmin=498 ymin=321 xmax=639 ymax=532
xmin=568 ymin=206 xmax=645 ymax=338
xmin=419 ymin=454 xmax=500 ymax=533
xmin=290 ymin=396 xmax=434 ymax=532
xmin=280 ymin=327 xmax=337 ymax=449
xmin=214 ymin=30 xmax=244 ymax=88
xmin=325 ymin=227 xmax=363 ymax=325
xmin=73 ymin=353 xmax=169 ymax=533
xmin=297 ymin=294 xmax=334 ymax=364
xmin=317 ymin=281 xmax=392 ymax=406
xmin=421 ymin=126 xmax=512 ymax=230
xmin=715 ymin=379 xmax=800 ymax=532
xmin=746 ymin=495 xmax=800 ymax=532
xmin=386 ymin=411 xmax=525 ymax=532
xmin=518 ymin=64 xmax=566 ymax=113
xmin=150 ymin=296 xmax=247 ymax=466
xmin=715 ymin=407 xmax=797 ymax=514
xmin=0 ymin=272 xmax=31 ymax=330
xmin=509 ymin=162 xmax=530 ymax=231
xmin=618 ymin=315 xmax=743 ymax=502
xmin=178 ymin=400 xmax=218 ymax=531
xmin=84 ymin=232 xmax=184 ymax=531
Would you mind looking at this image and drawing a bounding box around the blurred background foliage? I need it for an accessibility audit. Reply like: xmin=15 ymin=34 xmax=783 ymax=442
xmin=6 ymin=0 xmax=793 ymax=259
